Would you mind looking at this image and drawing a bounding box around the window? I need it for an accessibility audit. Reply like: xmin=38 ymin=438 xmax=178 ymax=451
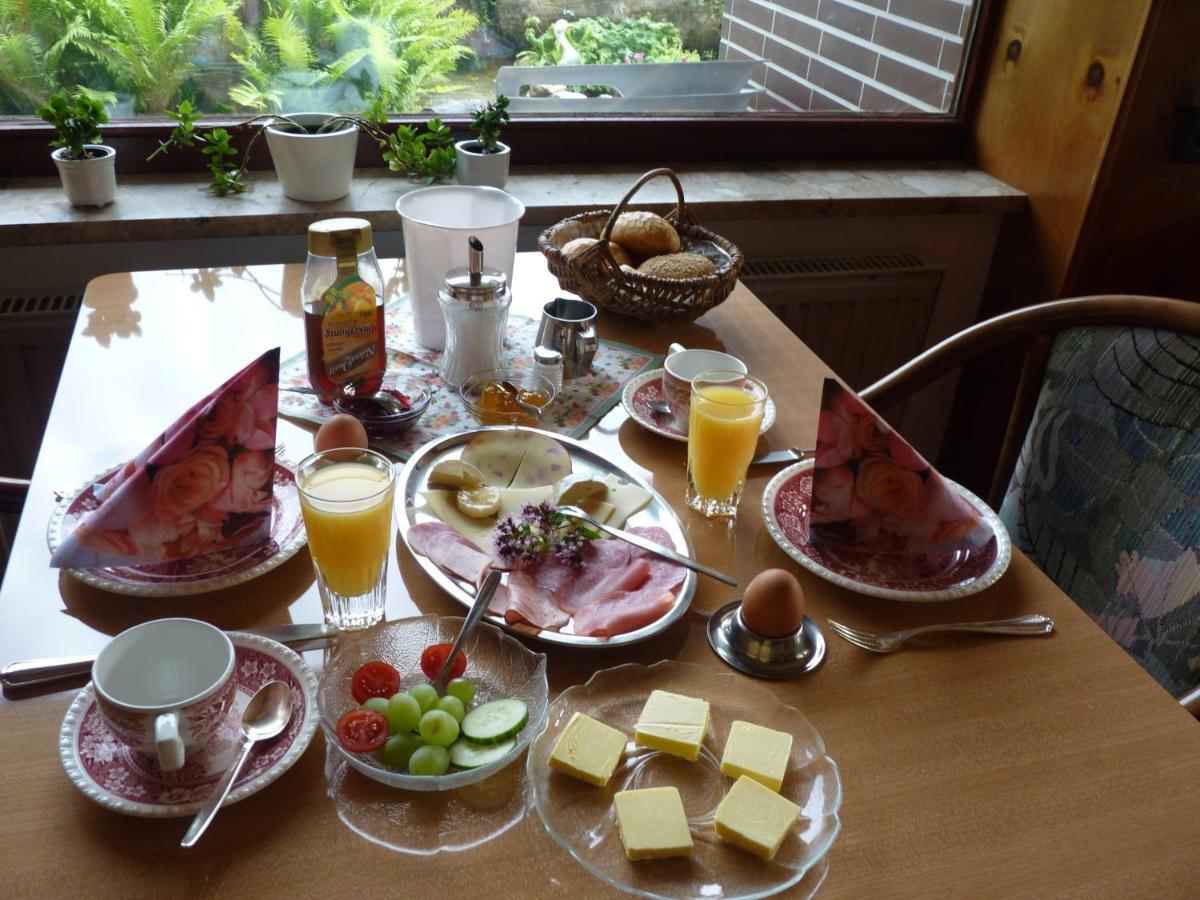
xmin=0 ymin=0 xmax=991 ymax=170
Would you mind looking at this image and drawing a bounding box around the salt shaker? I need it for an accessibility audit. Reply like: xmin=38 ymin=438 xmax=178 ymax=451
xmin=532 ymin=346 xmax=564 ymax=394
xmin=438 ymin=236 xmax=511 ymax=388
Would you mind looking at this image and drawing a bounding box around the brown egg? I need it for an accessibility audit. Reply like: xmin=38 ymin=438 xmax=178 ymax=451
xmin=314 ymin=413 xmax=369 ymax=452
xmin=740 ymin=568 xmax=806 ymax=638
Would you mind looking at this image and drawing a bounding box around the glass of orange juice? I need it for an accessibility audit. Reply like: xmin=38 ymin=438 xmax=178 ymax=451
xmin=686 ymin=371 xmax=768 ymax=518
xmin=296 ymin=448 xmax=396 ymax=629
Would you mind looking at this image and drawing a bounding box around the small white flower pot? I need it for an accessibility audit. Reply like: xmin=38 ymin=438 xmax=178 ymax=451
xmin=52 ymin=145 xmax=117 ymax=208
xmin=455 ymin=140 xmax=511 ymax=189
xmin=265 ymin=112 xmax=358 ymax=202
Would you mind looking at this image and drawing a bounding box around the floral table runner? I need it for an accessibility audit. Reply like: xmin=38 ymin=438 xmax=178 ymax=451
xmin=279 ymin=304 xmax=660 ymax=460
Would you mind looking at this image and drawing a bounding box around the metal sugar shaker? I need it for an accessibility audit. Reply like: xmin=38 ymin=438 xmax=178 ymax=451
xmin=437 ymin=236 xmax=511 ymax=389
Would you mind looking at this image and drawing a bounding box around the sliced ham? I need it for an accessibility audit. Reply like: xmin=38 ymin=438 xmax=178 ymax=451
xmin=571 ymin=586 xmax=677 ymax=637
xmin=498 ymin=570 xmax=569 ymax=629
xmin=406 ymin=522 xmax=491 ymax=585
xmin=555 ymin=558 xmax=651 ymax=614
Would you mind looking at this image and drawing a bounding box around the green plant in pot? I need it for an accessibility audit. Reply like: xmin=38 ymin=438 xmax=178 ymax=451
xmin=455 ymin=95 xmax=511 ymax=189
xmin=37 ymin=92 xmax=116 ymax=208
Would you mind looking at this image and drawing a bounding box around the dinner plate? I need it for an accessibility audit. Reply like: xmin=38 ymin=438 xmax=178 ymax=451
xmin=621 ymin=369 xmax=776 ymax=442
xmin=762 ymin=460 xmax=1012 ymax=602
xmin=528 ymin=661 xmax=842 ymax=900
xmin=395 ymin=426 xmax=697 ymax=647
xmin=46 ymin=462 xmax=306 ymax=597
xmin=59 ymin=632 xmax=319 ymax=817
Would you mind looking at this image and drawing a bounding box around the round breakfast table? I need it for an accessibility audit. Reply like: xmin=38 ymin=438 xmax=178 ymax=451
xmin=1 ymin=253 xmax=1198 ymax=896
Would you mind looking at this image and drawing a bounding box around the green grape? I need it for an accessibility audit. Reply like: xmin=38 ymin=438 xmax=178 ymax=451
xmin=446 ymin=678 xmax=476 ymax=705
xmin=380 ymin=732 xmax=425 ymax=769
xmin=436 ymin=695 xmax=466 ymax=723
xmin=386 ymin=692 xmax=422 ymax=734
xmin=418 ymin=709 xmax=460 ymax=747
xmin=409 ymin=682 xmax=438 ymax=713
xmin=408 ymin=743 xmax=450 ymax=776
xmin=362 ymin=697 xmax=390 ymax=715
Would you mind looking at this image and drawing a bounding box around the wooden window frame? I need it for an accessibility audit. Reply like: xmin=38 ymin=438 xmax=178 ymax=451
xmin=0 ymin=1 xmax=997 ymax=178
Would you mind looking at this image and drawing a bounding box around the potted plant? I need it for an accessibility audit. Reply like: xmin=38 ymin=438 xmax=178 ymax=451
xmin=37 ymin=92 xmax=117 ymax=208
xmin=263 ymin=112 xmax=359 ymax=202
xmin=456 ymin=95 xmax=511 ymax=188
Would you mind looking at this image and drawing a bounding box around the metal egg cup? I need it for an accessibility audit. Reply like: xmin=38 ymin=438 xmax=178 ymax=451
xmin=707 ymin=601 xmax=826 ymax=679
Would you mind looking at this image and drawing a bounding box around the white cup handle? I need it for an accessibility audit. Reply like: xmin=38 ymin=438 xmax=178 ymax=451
xmin=155 ymin=712 xmax=185 ymax=772
xmin=667 ymin=343 xmax=686 ymax=356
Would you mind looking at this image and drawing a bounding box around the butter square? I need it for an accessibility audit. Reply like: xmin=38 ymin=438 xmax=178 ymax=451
xmin=548 ymin=711 xmax=627 ymax=787
xmin=720 ymin=720 xmax=793 ymax=792
xmin=613 ymin=787 xmax=694 ymax=860
xmin=714 ymin=775 xmax=801 ymax=860
xmin=634 ymin=690 xmax=710 ymax=760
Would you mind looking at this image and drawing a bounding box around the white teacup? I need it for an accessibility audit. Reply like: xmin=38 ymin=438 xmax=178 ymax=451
xmin=662 ymin=344 xmax=748 ymax=430
xmin=92 ymin=618 xmax=236 ymax=772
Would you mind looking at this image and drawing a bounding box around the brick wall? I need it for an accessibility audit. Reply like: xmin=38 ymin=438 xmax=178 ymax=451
xmin=720 ymin=0 xmax=977 ymax=113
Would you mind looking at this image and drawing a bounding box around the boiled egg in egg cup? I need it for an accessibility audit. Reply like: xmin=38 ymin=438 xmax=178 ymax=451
xmin=707 ymin=568 xmax=827 ymax=678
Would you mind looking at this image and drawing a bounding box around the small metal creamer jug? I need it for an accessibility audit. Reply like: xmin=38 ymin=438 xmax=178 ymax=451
xmin=535 ymin=298 xmax=598 ymax=379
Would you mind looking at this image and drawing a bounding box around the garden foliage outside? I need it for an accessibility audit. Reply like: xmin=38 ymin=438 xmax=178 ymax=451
xmin=0 ymin=0 xmax=711 ymax=118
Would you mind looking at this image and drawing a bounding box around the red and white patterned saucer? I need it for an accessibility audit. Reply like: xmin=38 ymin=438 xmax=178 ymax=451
xmin=762 ymin=461 xmax=1012 ymax=602
xmin=620 ymin=369 xmax=776 ymax=443
xmin=47 ymin=463 xmax=306 ymax=597
xmin=59 ymin=632 xmax=318 ymax=817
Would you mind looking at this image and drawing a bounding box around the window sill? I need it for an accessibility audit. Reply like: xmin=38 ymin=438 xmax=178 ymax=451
xmin=0 ymin=162 xmax=1024 ymax=248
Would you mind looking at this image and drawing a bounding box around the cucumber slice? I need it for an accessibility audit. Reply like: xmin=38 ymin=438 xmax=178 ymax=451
xmin=461 ymin=698 xmax=528 ymax=745
xmin=449 ymin=737 xmax=517 ymax=769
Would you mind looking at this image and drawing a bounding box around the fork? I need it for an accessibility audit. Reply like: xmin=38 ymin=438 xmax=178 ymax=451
xmin=827 ymin=614 xmax=1054 ymax=653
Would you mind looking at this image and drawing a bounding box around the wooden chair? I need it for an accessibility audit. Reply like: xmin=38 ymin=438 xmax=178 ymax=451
xmin=860 ymin=295 xmax=1200 ymax=715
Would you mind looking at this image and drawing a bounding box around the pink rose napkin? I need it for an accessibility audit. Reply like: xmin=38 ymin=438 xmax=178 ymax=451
xmin=808 ymin=379 xmax=992 ymax=555
xmin=50 ymin=348 xmax=281 ymax=568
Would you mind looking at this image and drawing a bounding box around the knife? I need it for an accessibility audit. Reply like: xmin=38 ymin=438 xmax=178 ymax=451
xmin=1 ymin=623 xmax=339 ymax=691
xmin=751 ymin=447 xmax=815 ymax=466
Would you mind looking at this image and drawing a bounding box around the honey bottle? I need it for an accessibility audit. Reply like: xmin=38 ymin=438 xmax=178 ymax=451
xmin=302 ymin=218 xmax=386 ymax=400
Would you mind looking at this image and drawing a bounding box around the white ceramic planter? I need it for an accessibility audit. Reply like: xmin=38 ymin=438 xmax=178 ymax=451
xmin=455 ymin=140 xmax=511 ymax=189
xmin=52 ymin=145 xmax=117 ymax=208
xmin=264 ymin=113 xmax=358 ymax=202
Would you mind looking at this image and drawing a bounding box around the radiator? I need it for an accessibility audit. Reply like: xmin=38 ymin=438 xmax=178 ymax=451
xmin=741 ymin=252 xmax=943 ymax=390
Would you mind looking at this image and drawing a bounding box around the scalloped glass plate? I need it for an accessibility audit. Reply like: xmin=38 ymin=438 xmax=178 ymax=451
xmin=317 ymin=616 xmax=547 ymax=792
xmin=528 ymin=661 xmax=842 ymax=900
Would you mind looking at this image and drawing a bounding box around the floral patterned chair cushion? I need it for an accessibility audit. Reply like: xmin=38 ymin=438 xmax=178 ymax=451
xmin=999 ymin=327 xmax=1200 ymax=697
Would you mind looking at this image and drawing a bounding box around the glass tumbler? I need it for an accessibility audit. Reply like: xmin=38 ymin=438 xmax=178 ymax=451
xmin=685 ymin=372 xmax=768 ymax=518
xmin=296 ymin=448 xmax=396 ymax=629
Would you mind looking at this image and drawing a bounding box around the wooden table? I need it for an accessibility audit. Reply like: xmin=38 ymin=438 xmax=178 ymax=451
xmin=2 ymin=254 xmax=1197 ymax=897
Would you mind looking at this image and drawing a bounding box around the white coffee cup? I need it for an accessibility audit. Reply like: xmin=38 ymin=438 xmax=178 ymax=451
xmin=662 ymin=343 xmax=748 ymax=429
xmin=92 ymin=618 xmax=236 ymax=772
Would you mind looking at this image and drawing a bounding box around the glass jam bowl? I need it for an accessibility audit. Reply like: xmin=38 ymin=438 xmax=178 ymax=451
xmin=459 ymin=368 xmax=556 ymax=427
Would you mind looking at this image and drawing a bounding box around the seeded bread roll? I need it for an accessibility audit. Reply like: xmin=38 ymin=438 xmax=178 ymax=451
xmin=561 ymin=236 xmax=633 ymax=267
xmin=611 ymin=211 xmax=681 ymax=258
xmin=638 ymin=252 xmax=716 ymax=279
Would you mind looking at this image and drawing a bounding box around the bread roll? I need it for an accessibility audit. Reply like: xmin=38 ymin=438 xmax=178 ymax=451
xmin=561 ymin=236 xmax=633 ymax=267
xmin=638 ymin=253 xmax=716 ymax=279
xmin=611 ymin=211 xmax=681 ymax=258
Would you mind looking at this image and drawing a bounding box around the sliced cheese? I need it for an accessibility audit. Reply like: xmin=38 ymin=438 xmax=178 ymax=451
xmin=603 ymin=475 xmax=652 ymax=528
xmin=460 ymin=431 xmax=532 ymax=487
xmin=634 ymin=690 xmax=710 ymax=761
xmin=510 ymin=434 xmax=572 ymax=489
xmin=613 ymin=787 xmax=694 ymax=860
xmin=579 ymin=498 xmax=616 ymax=525
xmin=496 ymin=485 xmax=555 ymax=520
xmin=547 ymin=711 xmax=627 ymax=787
xmin=720 ymin=720 xmax=793 ymax=792
xmin=714 ymin=775 xmax=800 ymax=860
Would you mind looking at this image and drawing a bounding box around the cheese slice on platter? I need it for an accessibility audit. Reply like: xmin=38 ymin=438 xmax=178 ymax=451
xmin=460 ymin=431 xmax=532 ymax=487
xmin=579 ymin=498 xmax=616 ymax=524
xmin=603 ymin=475 xmax=652 ymax=529
xmin=510 ymin=434 xmax=573 ymax=488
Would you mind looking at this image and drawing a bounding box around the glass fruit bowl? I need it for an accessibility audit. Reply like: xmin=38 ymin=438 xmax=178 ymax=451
xmin=318 ymin=616 xmax=548 ymax=792
xmin=333 ymin=372 xmax=431 ymax=438
xmin=527 ymin=661 xmax=842 ymax=899
xmin=459 ymin=368 xmax=556 ymax=427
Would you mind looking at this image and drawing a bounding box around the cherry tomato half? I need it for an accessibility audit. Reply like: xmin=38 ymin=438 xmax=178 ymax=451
xmin=336 ymin=709 xmax=389 ymax=753
xmin=420 ymin=643 xmax=467 ymax=681
xmin=350 ymin=660 xmax=401 ymax=704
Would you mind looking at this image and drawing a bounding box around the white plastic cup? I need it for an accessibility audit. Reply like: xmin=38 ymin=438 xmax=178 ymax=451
xmin=396 ymin=186 xmax=525 ymax=350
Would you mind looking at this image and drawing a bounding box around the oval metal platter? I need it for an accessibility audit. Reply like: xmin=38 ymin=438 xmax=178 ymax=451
xmin=395 ymin=426 xmax=697 ymax=647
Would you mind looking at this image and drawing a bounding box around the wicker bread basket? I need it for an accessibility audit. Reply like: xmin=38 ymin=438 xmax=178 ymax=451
xmin=539 ymin=168 xmax=744 ymax=323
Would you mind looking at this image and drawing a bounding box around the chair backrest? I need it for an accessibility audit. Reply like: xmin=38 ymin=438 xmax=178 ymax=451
xmin=998 ymin=326 xmax=1200 ymax=697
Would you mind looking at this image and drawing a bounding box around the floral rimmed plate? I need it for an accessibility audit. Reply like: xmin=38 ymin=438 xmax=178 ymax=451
xmin=59 ymin=632 xmax=319 ymax=817
xmin=763 ymin=460 xmax=1012 ymax=602
xmin=46 ymin=463 xmax=306 ymax=597
xmin=528 ymin=661 xmax=842 ymax=900
xmin=621 ymin=369 xmax=776 ymax=443
xmin=318 ymin=616 xmax=548 ymax=792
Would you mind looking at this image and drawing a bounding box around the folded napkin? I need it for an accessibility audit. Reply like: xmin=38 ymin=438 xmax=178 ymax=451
xmin=51 ymin=348 xmax=281 ymax=569
xmin=808 ymin=379 xmax=991 ymax=555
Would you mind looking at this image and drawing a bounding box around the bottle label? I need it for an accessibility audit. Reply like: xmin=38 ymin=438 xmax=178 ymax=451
xmin=320 ymin=275 xmax=378 ymax=386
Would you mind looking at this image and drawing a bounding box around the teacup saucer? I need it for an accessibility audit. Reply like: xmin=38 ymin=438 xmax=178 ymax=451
xmin=59 ymin=632 xmax=319 ymax=817
xmin=620 ymin=368 xmax=776 ymax=443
